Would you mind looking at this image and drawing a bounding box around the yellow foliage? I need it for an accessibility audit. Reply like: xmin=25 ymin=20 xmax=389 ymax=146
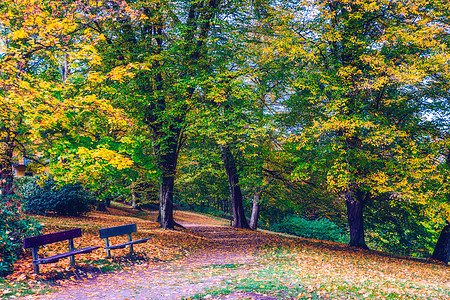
xmin=78 ymin=147 xmax=133 ymax=171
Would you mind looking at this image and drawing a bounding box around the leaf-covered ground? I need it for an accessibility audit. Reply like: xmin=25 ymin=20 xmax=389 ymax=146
xmin=2 ymin=203 xmax=449 ymax=299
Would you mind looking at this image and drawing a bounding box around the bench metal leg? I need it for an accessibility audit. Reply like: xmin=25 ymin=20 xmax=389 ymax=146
xmin=104 ymin=238 xmax=111 ymax=258
xmin=128 ymin=234 xmax=134 ymax=255
xmin=69 ymin=239 xmax=75 ymax=267
xmin=31 ymin=247 xmax=40 ymax=274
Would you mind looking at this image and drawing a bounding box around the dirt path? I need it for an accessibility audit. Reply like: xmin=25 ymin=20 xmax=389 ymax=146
xmin=23 ymin=223 xmax=288 ymax=300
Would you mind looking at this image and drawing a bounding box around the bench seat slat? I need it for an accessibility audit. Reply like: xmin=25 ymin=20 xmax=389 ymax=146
xmin=33 ymin=246 xmax=100 ymax=264
xmin=105 ymin=238 xmax=151 ymax=250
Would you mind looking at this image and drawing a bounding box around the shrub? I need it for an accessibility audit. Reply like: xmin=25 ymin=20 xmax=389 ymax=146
xmin=0 ymin=196 xmax=42 ymax=276
xmin=21 ymin=176 xmax=95 ymax=216
xmin=271 ymin=216 xmax=348 ymax=243
xmin=364 ymin=194 xmax=439 ymax=258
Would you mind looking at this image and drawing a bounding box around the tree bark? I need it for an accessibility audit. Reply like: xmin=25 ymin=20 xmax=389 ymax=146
xmin=130 ymin=180 xmax=140 ymax=209
xmin=131 ymin=190 xmax=139 ymax=209
xmin=221 ymin=145 xmax=250 ymax=229
xmin=431 ymin=222 xmax=450 ymax=264
xmin=0 ymin=137 xmax=15 ymax=200
xmin=249 ymin=178 xmax=273 ymax=230
xmin=159 ymin=176 xmax=175 ymax=229
xmin=145 ymin=0 xmax=220 ymax=229
xmin=250 ymin=191 xmax=261 ymax=230
xmin=155 ymin=131 xmax=180 ymax=229
xmin=345 ymin=188 xmax=368 ymax=249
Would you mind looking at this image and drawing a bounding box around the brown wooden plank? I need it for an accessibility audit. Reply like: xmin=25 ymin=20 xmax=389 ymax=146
xmin=23 ymin=229 xmax=82 ymax=249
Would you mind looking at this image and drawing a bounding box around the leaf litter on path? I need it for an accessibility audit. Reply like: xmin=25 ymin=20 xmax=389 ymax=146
xmin=20 ymin=224 xmax=276 ymax=300
xmin=9 ymin=207 xmax=450 ymax=300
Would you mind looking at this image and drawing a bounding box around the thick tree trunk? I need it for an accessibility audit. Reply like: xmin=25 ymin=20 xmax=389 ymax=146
xmin=345 ymin=188 xmax=368 ymax=249
xmin=0 ymin=138 xmax=15 ymax=200
xmin=249 ymin=192 xmax=261 ymax=230
xmin=431 ymin=222 xmax=450 ymax=264
xmin=152 ymin=132 xmax=179 ymax=229
xmin=140 ymin=0 xmax=220 ymax=229
xmin=159 ymin=176 xmax=175 ymax=229
xmin=155 ymin=132 xmax=180 ymax=229
xmin=220 ymin=145 xmax=250 ymax=229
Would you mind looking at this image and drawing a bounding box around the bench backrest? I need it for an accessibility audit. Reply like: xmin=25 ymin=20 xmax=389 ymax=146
xmin=99 ymin=224 xmax=137 ymax=239
xmin=23 ymin=228 xmax=82 ymax=249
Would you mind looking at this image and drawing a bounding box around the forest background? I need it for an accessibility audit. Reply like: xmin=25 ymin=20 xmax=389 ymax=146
xmin=1 ymin=0 xmax=450 ymax=273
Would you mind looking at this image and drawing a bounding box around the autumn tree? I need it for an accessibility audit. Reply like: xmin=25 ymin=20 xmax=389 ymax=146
xmin=267 ymin=0 xmax=450 ymax=248
xmin=191 ymin=60 xmax=273 ymax=229
xmin=424 ymin=1 xmax=450 ymax=263
xmin=0 ymin=0 xmax=86 ymax=198
xmin=76 ymin=0 xmax=271 ymax=228
xmin=0 ymin=0 xmax=141 ymax=212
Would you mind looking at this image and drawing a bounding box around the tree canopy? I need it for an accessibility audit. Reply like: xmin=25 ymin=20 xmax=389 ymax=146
xmin=2 ymin=0 xmax=450 ymax=262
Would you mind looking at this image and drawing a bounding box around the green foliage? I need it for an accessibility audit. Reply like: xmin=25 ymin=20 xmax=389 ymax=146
xmin=175 ymin=135 xmax=233 ymax=218
xmin=0 ymin=196 xmax=42 ymax=276
xmin=21 ymin=176 xmax=94 ymax=216
xmin=365 ymin=195 xmax=442 ymax=258
xmin=179 ymin=202 xmax=232 ymax=221
xmin=271 ymin=216 xmax=348 ymax=243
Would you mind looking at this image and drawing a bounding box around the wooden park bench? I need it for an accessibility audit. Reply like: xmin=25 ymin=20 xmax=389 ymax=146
xmin=23 ymin=228 xmax=100 ymax=274
xmin=99 ymin=223 xmax=151 ymax=258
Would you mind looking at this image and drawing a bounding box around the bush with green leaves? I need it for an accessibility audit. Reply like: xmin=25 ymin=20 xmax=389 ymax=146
xmin=271 ymin=216 xmax=348 ymax=243
xmin=0 ymin=196 xmax=42 ymax=276
xmin=21 ymin=176 xmax=95 ymax=216
xmin=365 ymin=195 xmax=440 ymax=257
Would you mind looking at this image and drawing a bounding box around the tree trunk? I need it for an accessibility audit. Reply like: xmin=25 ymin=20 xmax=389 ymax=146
xmin=96 ymin=200 xmax=107 ymax=211
xmin=249 ymin=178 xmax=273 ymax=230
xmin=220 ymin=145 xmax=250 ymax=229
xmin=159 ymin=176 xmax=175 ymax=229
xmin=345 ymin=188 xmax=368 ymax=249
xmin=0 ymin=138 xmax=15 ymax=200
xmin=131 ymin=191 xmax=138 ymax=209
xmin=155 ymin=132 xmax=180 ymax=229
xmin=250 ymin=192 xmax=261 ymax=230
xmin=431 ymin=222 xmax=450 ymax=264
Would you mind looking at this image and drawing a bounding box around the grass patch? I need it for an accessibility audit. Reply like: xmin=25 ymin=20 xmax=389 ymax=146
xmin=188 ymin=287 xmax=236 ymax=299
xmin=208 ymin=263 xmax=243 ymax=269
xmin=185 ymin=245 xmax=449 ymax=300
xmin=0 ymin=277 xmax=53 ymax=299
